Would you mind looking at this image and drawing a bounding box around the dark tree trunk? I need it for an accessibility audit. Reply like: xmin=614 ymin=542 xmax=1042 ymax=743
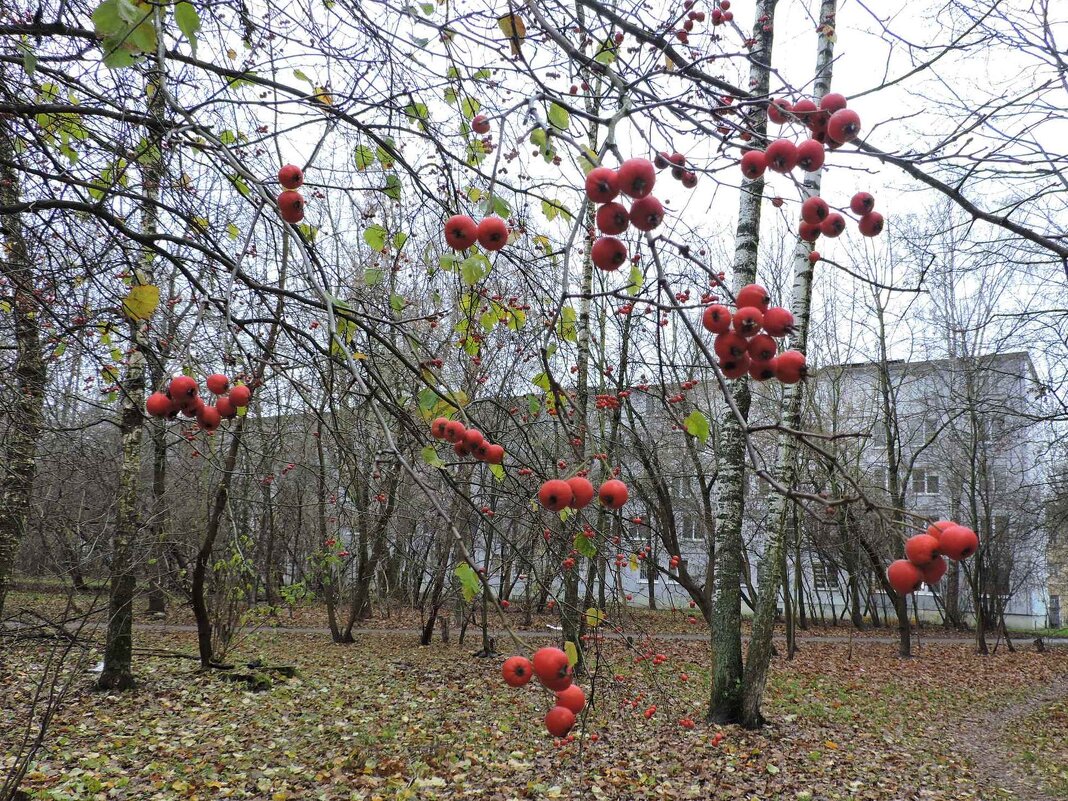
xmin=0 ymin=119 xmax=46 ymax=619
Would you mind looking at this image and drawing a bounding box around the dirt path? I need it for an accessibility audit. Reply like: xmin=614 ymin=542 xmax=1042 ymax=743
xmin=954 ymin=671 xmax=1068 ymax=801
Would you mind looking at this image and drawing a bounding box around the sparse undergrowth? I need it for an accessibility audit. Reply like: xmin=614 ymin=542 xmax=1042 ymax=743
xmin=2 ymin=627 xmax=1065 ymax=800
xmin=1004 ymin=697 xmax=1068 ymax=798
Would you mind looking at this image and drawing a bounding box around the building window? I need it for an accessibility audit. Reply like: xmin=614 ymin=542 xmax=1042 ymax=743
xmin=812 ymin=562 xmax=839 ymax=590
xmin=913 ymin=468 xmax=940 ymax=496
xmin=671 ymin=475 xmax=692 ymax=496
xmin=873 ymin=422 xmax=887 ymax=447
xmin=677 ymin=515 xmax=703 ymax=541
xmin=640 ymin=560 xmax=656 ymax=581
xmin=919 ymin=416 xmax=939 ymax=442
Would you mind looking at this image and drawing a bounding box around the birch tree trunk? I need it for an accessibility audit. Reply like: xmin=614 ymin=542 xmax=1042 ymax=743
xmin=739 ymin=0 xmax=837 ymax=728
xmin=98 ymin=68 xmax=164 ymax=690
xmin=709 ymin=0 xmax=778 ymax=725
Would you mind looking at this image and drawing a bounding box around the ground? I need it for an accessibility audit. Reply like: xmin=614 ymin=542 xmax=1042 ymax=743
xmin=2 ymin=591 xmax=1066 ymax=800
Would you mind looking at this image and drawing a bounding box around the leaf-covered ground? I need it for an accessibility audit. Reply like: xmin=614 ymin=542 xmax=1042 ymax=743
xmin=3 ymin=620 xmax=1067 ymax=801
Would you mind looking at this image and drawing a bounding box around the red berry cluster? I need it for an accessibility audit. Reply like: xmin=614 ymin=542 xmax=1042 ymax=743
xmin=710 ymin=0 xmax=733 ymax=25
xmin=798 ymin=192 xmax=884 ymax=241
xmin=653 ymin=150 xmax=699 ymax=187
xmin=674 ymin=0 xmax=714 ymax=45
xmin=767 ymin=92 xmax=862 ymax=147
xmin=887 ymin=520 xmax=979 ymax=595
xmin=501 ymin=648 xmax=586 ymax=738
xmin=594 ymin=393 xmax=621 ymax=410
xmin=538 ymin=477 xmax=628 ymax=511
xmin=701 ymin=284 xmax=807 ymax=382
xmin=145 ymin=374 xmax=252 ymax=433
xmin=443 ymin=214 xmax=510 ymax=252
xmin=585 ymin=157 xmax=681 ymax=272
xmin=276 ymin=164 xmax=307 ymax=223
xmin=430 ymin=417 xmax=505 ymax=464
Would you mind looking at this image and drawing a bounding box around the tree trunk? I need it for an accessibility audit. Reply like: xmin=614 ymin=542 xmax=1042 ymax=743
xmin=739 ymin=0 xmax=835 ymax=729
xmin=0 ymin=118 xmax=46 ymax=619
xmin=710 ymin=0 xmax=778 ymax=725
xmin=98 ymin=68 xmax=166 ymax=690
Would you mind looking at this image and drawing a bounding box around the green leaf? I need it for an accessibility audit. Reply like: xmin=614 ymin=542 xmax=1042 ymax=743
xmin=564 ymin=641 xmax=579 ymax=667
xmin=405 ymin=102 xmax=430 ymax=125
xmin=381 ymin=174 xmax=402 ymax=201
xmin=376 ymin=138 xmax=397 ymax=169
xmin=574 ymin=531 xmax=597 ymax=558
xmin=443 ymin=87 xmax=458 ymax=105
xmin=594 ymin=37 xmax=617 ymax=65
xmin=226 ymin=223 xmax=240 ymax=240
xmin=390 ymin=294 xmax=406 ymax=313
xmin=353 ymin=144 xmax=375 ymax=170
xmin=421 ymin=445 xmax=445 ymax=468
xmin=465 ymin=138 xmax=487 ymax=166
xmin=392 ymin=231 xmax=409 ymax=251
xmin=527 ymin=395 xmax=541 ymax=416
xmin=121 ymin=284 xmax=159 ymax=321
xmin=460 ymin=254 xmax=490 ymax=286
xmin=489 ymin=463 xmax=505 ymax=481
xmin=17 ymin=40 xmax=36 ymax=78
xmin=541 ymin=199 xmax=572 ymax=222
xmin=531 ymin=372 xmax=551 ymax=392
xmin=363 ymin=224 xmax=388 ymax=252
xmin=228 ymin=173 xmax=251 ymax=198
xmin=627 ymin=265 xmax=643 ymax=296
xmin=419 ymin=2 xmax=434 ymax=14
xmin=486 ymin=195 xmax=511 ymax=219
xmin=364 ymin=268 xmax=384 ymax=287
xmin=418 ymin=388 xmax=438 ymax=414
xmin=455 ymin=563 xmax=481 ymax=603
xmin=529 ymin=127 xmax=547 ymax=148
xmin=683 ymin=409 xmax=710 ymax=444
xmin=578 ymin=147 xmax=599 ymax=175
xmin=558 ymin=306 xmax=577 ymax=343
xmin=506 ymin=307 xmax=526 ymax=331
xmin=460 ymin=97 xmax=481 ymax=120
xmin=174 ymin=2 xmax=200 ymax=54
xmin=293 ymin=68 xmax=313 ymax=84
xmin=548 ymin=102 xmax=570 ymax=131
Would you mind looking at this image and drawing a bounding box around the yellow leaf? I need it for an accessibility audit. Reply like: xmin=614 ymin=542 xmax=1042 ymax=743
xmin=825 ymin=740 xmax=838 ymax=749
xmin=122 ymin=284 xmax=160 ymax=321
xmin=497 ymin=13 xmax=526 ymax=56
xmin=312 ymin=86 xmax=333 ymax=106
xmin=629 ymin=554 xmax=639 ymax=571
xmin=564 ymin=641 xmax=578 ymax=666
xmin=585 ymin=607 xmax=605 ymax=628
